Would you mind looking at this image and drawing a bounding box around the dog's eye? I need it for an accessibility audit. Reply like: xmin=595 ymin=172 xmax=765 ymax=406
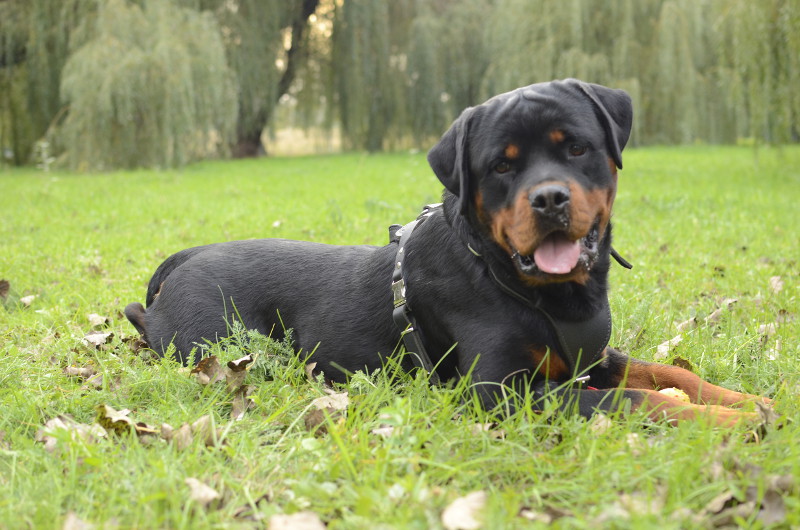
xmin=494 ymin=161 xmax=512 ymax=174
xmin=568 ymin=144 xmax=588 ymax=157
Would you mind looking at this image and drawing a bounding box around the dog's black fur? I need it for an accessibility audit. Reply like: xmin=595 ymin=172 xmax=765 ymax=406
xmin=126 ymin=79 xmax=763 ymax=425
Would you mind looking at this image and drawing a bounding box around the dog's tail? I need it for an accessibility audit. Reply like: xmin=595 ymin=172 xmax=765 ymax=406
xmin=124 ymin=302 xmax=147 ymax=336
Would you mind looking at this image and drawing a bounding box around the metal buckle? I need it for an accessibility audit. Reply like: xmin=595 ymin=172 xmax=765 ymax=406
xmin=573 ymin=375 xmax=591 ymax=386
xmin=392 ymin=278 xmax=406 ymax=307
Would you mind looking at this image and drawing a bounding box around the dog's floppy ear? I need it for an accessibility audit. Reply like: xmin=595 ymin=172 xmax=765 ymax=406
xmin=428 ymin=106 xmax=477 ymax=215
xmin=577 ymin=82 xmax=633 ymax=169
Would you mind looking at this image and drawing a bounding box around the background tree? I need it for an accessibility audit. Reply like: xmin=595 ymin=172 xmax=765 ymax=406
xmin=1 ymin=0 xmax=798 ymax=170
xmin=59 ymin=0 xmax=237 ymax=169
xmin=210 ymin=0 xmax=319 ymax=157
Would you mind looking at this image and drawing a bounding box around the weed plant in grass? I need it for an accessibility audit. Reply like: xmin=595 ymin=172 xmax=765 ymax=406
xmin=0 ymin=147 xmax=798 ymax=527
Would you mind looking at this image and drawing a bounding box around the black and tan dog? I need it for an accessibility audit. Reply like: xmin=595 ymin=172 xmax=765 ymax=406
xmin=126 ymin=79 xmax=765 ymax=426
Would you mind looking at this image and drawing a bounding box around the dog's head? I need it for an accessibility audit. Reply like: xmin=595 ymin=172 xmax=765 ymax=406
xmin=428 ymin=79 xmax=633 ymax=285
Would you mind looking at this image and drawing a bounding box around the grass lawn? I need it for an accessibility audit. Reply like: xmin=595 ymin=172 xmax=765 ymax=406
xmin=1 ymin=146 xmax=798 ymax=528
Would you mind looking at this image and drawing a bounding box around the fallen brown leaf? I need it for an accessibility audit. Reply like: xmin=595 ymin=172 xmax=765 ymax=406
xmin=675 ymin=317 xmax=698 ymax=332
xmin=305 ymin=361 xmax=318 ymax=382
xmin=655 ymin=335 xmax=682 ymax=360
xmin=35 ymin=415 xmax=107 ymax=453
xmin=769 ymin=276 xmax=784 ymax=294
xmin=268 ymin=511 xmax=326 ymax=530
xmin=65 ymin=366 xmax=97 ymax=379
xmin=370 ymin=425 xmax=396 ymax=438
xmin=0 ymin=279 xmax=9 ymax=300
xmin=589 ymin=413 xmax=613 ymax=435
xmin=20 ymin=295 xmax=35 ymax=307
xmin=304 ymin=407 xmax=342 ymax=436
xmin=191 ymin=356 xmax=225 ymax=385
xmin=232 ymin=493 xmax=271 ymax=522
xmin=705 ymin=298 xmax=738 ymax=325
xmin=192 ymin=414 xmax=222 ymax=447
xmin=83 ymin=331 xmax=114 ymax=349
xmin=671 ymin=356 xmax=695 ymax=372
xmin=311 ymin=390 xmax=349 ymax=411
xmin=62 ymin=511 xmax=94 ymax=530
xmin=171 ymin=423 xmax=194 ymax=450
xmin=87 ymin=313 xmax=110 ymax=328
xmin=95 ymin=405 xmax=135 ymax=435
xmin=231 ymin=385 xmax=255 ymax=421
xmin=441 ymin=491 xmax=487 ymax=530
xmin=121 ymin=334 xmax=148 ymax=353
xmin=226 ymin=354 xmax=254 ymax=392
xmin=185 ymin=477 xmax=221 ymax=509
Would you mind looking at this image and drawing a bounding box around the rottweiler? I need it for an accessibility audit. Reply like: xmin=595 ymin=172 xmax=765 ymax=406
xmin=126 ymin=79 xmax=766 ymax=426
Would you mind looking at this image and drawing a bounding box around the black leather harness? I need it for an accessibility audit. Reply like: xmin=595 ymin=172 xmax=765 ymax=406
xmin=390 ymin=204 xmax=630 ymax=387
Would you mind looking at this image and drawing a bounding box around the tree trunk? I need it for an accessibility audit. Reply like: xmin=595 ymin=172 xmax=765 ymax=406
xmin=231 ymin=0 xmax=319 ymax=158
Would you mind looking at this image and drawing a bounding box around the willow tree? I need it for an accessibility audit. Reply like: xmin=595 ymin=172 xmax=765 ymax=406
xmin=331 ymin=0 xmax=415 ymax=151
xmin=58 ymin=0 xmax=237 ymax=169
xmin=0 ymin=0 xmax=91 ymax=165
xmin=211 ymin=0 xmax=320 ymax=157
xmin=714 ymin=0 xmax=800 ymax=144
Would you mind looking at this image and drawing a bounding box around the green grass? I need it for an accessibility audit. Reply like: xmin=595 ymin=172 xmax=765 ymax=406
xmin=1 ymin=147 xmax=799 ymax=528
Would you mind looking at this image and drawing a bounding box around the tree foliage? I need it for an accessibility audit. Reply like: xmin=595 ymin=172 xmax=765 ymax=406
xmin=59 ymin=0 xmax=237 ymax=170
xmin=1 ymin=0 xmax=798 ymax=169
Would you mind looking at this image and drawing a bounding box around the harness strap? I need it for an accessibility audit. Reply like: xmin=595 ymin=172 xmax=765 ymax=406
xmin=390 ymin=206 xmax=441 ymax=384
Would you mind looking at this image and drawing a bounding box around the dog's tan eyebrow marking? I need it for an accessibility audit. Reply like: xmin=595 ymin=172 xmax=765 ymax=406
xmin=549 ymin=129 xmax=565 ymax=144
xmin=504 ymin=143 xmax=520 ymax=159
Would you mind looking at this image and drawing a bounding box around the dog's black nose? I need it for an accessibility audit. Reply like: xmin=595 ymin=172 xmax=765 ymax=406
xmin=529 ymin=184 xmax=570 ymax=217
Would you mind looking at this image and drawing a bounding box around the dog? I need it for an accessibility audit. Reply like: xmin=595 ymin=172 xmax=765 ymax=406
xmin=126 ymin=79 xmax=766 ymax=426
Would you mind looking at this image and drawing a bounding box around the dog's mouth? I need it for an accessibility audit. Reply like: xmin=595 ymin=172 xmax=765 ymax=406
xmin=509 ymin=221 xmax=600 ymax=277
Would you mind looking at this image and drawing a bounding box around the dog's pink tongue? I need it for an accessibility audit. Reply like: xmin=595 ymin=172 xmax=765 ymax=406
xmin=533 ymin=233 xmax=581 ymax=274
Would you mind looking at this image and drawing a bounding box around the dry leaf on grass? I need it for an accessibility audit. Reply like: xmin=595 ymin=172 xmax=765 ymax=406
xmin=226 ymin=354 xmax=254 ymax=392
xmin=83 ymin=331 xmax=114 ymax=349
xmin=62 ymin=511 xmax=94 ymax=530
xmin=121 ymin=334 xmax=148 ymax=353
xmin=769 ymin=276 xmax=784 ymax=294
xmin=20 ymin=295 xmax=36 ymax=307
xmin=185 ymin=478 xmax=221 ymax=508
xmin=64 ymin=365 xmax=106 ymax=390
xmin=160 ymin=416 xmax=223 ymax=449
xmin=0 ymin=279 xmax=9 ymax=300
xmin=671 ymin=355 xmax=695 ymax=372
xmin=87 ymin=313 xmax=110 ymax=328
xmin=311 ymin=390 xmax=349 ymax=411
xmin=705 ymin=298 xmax=738 ymax=325
xmin=655 ymin=335 xmax=683 ymax=360
xmin=589 ymin=413 xmax=613 ymax=435
xmin=305 ymin=362 xmax=318 ymax=382
xmin=35 ymin=415 xmax=107 ymax=453
xmin=304 ymin=407 xmax=342 ymax=435
xmin=65 ymin=366 xmax=97 ymax=379
xmin=232 ymin=493 xmax=271 ymax=522
xmin=268 ymin=511 xmax=326 ymax=530
xmin=675 ymin=317 xmax=698 ymax=332
xmin=95 ymin=405 xmax=157 ymax=438
xmin=191 ymin=356 xmax=225 ymax=385
xmin=441 ymin=491 xmax=487 ymax=530
xmin=370 ymin=426 xmax=396 ymax=438
xmin=468 ymin=423 xmax=506 ymax=440
xmin=231 ymin=385 xmax=255 ymax=421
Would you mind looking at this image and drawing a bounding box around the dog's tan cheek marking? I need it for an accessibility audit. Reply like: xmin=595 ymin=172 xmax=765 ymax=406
xmin=568 ymin=183 xmax=611 ymax=238
xmin=504 ymin=143 xmax=520 ymax=159
xmin=496 ymin=191 xmax=539 ymax=255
